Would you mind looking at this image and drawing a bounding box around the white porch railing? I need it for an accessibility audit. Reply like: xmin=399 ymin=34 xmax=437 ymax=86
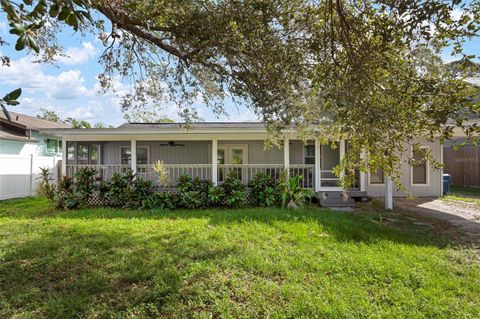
xmin=66 ymin=164 xmax=319 ymax=189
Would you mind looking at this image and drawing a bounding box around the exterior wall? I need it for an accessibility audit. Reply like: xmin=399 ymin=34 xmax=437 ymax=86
xmin=0 ymin=132 xmax=60 ymax=157
xmin=365 ymin=138 xmax=443 ymax=197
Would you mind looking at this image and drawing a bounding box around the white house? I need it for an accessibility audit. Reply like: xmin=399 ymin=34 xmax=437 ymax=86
xmin=0 ymin=112 xmax=69 ymax=199
xmin=40 ymin=122 xmax=445 ymax=207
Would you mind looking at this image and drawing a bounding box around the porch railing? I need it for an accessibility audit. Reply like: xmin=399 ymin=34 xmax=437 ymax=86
xmin=65 ymin=164 xmax=319 ymax=189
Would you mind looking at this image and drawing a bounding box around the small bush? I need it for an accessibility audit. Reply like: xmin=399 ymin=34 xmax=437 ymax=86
xmin=142 ymin=191 xmax=176 ymax=210
xmin=54 ymin=176 xmax=80 ymax=210
xmin=249 ymin=173 xmax=276 ymax=206
xmin=35 ymin=167 xmax=56 ymax=200
xmin=74 ymin=167 xmax=98 ymax=205
xmin=208 ymin=186 xmax=224 ymax=206
xmin=221 ymin=170 xmax=246 ymax=208
xmin=101 ymin=172 xmax=134 ymax=207
xmin=277 ymin=174 xmax=314 ymax=209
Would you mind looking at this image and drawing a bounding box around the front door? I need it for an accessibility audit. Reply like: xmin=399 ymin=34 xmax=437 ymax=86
xmin=218 ymin=144 xmax=248 ymax=183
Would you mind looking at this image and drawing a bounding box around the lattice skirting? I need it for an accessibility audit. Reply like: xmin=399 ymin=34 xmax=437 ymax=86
xmin=87 ymin=189 xmax=258 ymax=208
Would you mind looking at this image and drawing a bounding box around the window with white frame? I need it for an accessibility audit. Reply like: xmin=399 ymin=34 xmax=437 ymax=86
xmin=304 ymin=144 xmax=315 ymax=164
xmin=412 ymin=148 xmax=428 ymax=185
xmin=370 ymin=169 xmax=384 ymax=185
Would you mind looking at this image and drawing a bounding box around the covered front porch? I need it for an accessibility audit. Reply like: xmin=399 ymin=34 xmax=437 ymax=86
xmin=61 ymin=137 xmax=364 ymax=192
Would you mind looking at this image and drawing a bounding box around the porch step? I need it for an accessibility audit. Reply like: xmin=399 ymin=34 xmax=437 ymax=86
xmin=317 ymin=191 xmax=368 ymax=207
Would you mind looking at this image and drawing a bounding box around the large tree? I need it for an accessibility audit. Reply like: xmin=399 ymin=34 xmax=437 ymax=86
xmin=1 ymin=0 xmax=480 ymax=188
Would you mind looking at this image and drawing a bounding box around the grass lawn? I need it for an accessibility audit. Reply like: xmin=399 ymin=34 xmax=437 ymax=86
xmin=0 ymin=198 xmax=479 ymax=318
xmin=443 ymin=186 xmax=480 ymax=206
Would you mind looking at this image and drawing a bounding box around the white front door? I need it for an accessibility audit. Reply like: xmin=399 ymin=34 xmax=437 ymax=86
xmin=218 ymin=144 xmax=248 ymax=183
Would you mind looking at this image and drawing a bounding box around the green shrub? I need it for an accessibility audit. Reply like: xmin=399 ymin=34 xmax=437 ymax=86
xmin=176 ymin=175 xmax=212 ymax=208
xmin=221 ymin=170 xmax=246 ymax=208
xmin=54 ymin=176 xmax=80 ymax=210
xmin=35 ymin=167 xmax=56 ymax=200
xmin=249 ymin=172 xmax=276 ymax=207
xmin=101 ymin=172 xmax=133 ymax=207
xmin=208 ymin=186 xmax=224 ymax=206
xmin=142 ymin=191 xmax=176 ymax=210
xmin=176 ymin=174 xmax=193 ymax=193
xmin=74 ymin=167 xmax=98 ymax=205
xmin=128 ymin=177 xmax=155 ymax=208
xmin=277 ymin=174 xmax=314 ymax=208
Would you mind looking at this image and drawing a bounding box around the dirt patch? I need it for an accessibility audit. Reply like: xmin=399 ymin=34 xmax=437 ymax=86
xmin=395 ymin=198 xmax=480 ymax=244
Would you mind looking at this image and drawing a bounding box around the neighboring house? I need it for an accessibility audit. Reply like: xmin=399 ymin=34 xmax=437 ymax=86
xmin=443 ymin=77 xmax=480 ymax=188
xmin=0 ymin=112 xmax=70 ymax=199
xmin=41 ymin=122 xmax=444 ymax=207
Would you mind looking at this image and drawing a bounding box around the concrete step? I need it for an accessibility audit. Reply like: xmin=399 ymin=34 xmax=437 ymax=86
xmin=317 ymin=191 xmax=356 ymax=207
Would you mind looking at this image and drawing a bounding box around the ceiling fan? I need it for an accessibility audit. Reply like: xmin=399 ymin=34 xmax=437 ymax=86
xmin=159 ymin=141 xmax=185 ymax=147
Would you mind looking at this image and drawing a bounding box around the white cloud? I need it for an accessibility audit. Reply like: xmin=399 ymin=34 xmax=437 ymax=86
xmin=0 ymin=21 xmax=7 ymax=34
xmin=56 ymin=42 xmax=97 ymax=65
xmin=0 ymin=57 xmax=91 ymax=99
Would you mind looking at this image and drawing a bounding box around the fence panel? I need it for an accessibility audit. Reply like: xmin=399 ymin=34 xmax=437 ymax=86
xmin=0 ymin=155 xmax=59 ymax=200
xmin=444 ymin=146 xmax=480 ymax=187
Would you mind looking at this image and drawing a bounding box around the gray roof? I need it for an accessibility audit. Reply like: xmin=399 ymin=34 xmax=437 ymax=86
xmin=0 ymin=112 xmax=70 ymax=130
xmin=117 ymin=122 xmax=267 ymax=129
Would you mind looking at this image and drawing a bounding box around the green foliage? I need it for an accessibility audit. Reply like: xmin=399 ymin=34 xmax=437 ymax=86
xmin=278 ymin=175 xmax=314 ymax=209
xmin=73 ymin=167 xmax=98 ymax=204
xmin=249 ymin=173 xmax=276 ymax=207
xmin=142 ymin=191 xmax=176 ymax=210
xmin=54 ymin=176 xmax=79 ymax=210
xmin=35 ymin=167 xmax=56 ymax=200
xmin=176 ymin=174 xmax=193 ymax=193
xmin=221 ymin=170 xmax=246 ymax=208
xmin=208 ymin=186 xmax=225 ymax=206
xmin=100 ymin=172 xmax=133 ymax=207
xmin=176 ymin=175 xmax=213 ymax=208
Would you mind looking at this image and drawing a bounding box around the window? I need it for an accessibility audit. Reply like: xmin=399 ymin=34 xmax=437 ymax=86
xmin=304 ymin=144 xmax=315 ymax=164
xmin=412 ymin=148 xmax=428 ymax=185
xmin=46 ymin=139 xmax=59 ymax=154
xmin=77 ymin=144 xmax=89 ymax=164
xmin=370 ymin=169 xmax=384 ymax=185
xmin=120 ymin=146 xmax=149 ymax=165
xmin=67 ymin=142 xmax=75 ymax=164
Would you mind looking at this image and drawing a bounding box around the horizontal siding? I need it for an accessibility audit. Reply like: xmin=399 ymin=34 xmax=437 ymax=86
xmin=365 ymin=138 xmax=442 ymax=197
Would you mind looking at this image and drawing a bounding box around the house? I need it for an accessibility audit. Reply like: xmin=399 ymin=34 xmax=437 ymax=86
xmin=0 ymin=112 xmax=69 ymax=199
xmin=40 ymin=122 xmax=445 ymax=207
xmin=0 ymin=112 xmax=70 ymax=156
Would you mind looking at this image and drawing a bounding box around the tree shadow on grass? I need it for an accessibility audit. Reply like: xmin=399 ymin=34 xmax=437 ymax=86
xmin=0 ymin=225 xmax=240 ymax=318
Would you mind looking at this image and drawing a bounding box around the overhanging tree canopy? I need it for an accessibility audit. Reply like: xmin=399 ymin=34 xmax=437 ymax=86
xmin=1 ymin=0 xmax=479 ymax=188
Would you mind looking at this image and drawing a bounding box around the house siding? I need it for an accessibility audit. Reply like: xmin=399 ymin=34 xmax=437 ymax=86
xmin=365 ymin=138 xmax=443 ymax=197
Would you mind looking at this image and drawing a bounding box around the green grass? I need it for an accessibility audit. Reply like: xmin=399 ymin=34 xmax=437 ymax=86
xmin=0 ymin=198 xmax=479 ymax=318
xmin=451 ymin=186 xmax=480 ymax=197
xmin=443 ymin=186 xmax=480 ymax=206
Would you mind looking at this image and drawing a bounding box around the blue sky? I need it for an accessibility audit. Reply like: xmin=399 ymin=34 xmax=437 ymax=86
xmin=0 ymin=16 xmax=478 ymax=127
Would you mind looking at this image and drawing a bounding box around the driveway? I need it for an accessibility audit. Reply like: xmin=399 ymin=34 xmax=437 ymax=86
xmin=395 ymin=197 xmax=480 ymax=243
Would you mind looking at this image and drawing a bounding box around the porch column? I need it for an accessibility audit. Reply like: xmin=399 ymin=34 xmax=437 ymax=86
xmin=130 ymin=139 xmax=137 ymax=175
xmin=385 ymin=175 xmax=393 ymax=210
xmin=61 ymin=137 xmax=67 ymax=177
xmin=284 ymin=138 xmax=290 ymax=171
xmin=360 ymin=149 xmax=366 ymax=192
xmin=339 ymin=139 xmax=346 ymax=180
xmin=212 ymin=138 xmax=218 ymax=186
xmin=315 ymin=139 xmax=321 ymax=192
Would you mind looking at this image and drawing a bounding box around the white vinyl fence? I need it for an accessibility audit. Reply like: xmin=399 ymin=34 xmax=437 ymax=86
xmin=0 ymin=155 xmax=60 ymax=200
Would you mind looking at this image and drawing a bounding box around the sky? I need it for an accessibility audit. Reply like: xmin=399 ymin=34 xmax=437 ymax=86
xmin=0 ymin=15 xmax=479 ymax=127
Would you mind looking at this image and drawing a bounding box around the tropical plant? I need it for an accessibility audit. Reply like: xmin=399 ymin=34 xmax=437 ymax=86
xmin=152 ymin=160 xmax=170 ymax=187
xmin=278 ymin=175 xmax=314 ymax=209
xmin=176 ymin=174 xmax=193 ymax=193
xmin=54 ymin=176 xmax=79 ymax=210
xmin=127 ymin=177 xmax=155 ymax=208
xmin=101 ymin=171 xmax=135 ymax=207
xmin=249 ymin=173 xmax=277 ymax=207
xmin=221 ymin=170 xmax=246 ymax=208
xmin=35 ymin=167 xmax=56 ymax=200
xmin=74 ymin=167 xmax=98 ymax=204
xmin=143 ymin=191 xmax=176 ymax=210
xmin=208 ymin=186 xmax=224 ymax=206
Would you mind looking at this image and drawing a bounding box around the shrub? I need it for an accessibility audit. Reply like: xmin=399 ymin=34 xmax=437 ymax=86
xmin=176 ymin=175 xmax=212 ymax=208
xmin=35 ymin=167 xmax=56 ymax=200
xmin=208 ymin=186 xmax=224 ymax=206
xmin=101 ymin=171 xmax=134 ymax=207
xmin=142 ymin=190 xmax=176 ymax=210
xmin=74 ymin=167 xmax=98 ymax=205
xmin=277 ymin=174 xmax=314 ymax=209
xmin=249 ymin=172 xmax=276 ymax=207
xmin=128 ymin=177 xmax=155 ymax=208
xmin=177 ymin=174 xmax=193 ymax=193
xmin=221 ymin=170 xmax=246 ymax=208
xmin=152 ymin=160 xmax=170 ymax=186
xmin=54 ymin=176 xmax=80 ymax=210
